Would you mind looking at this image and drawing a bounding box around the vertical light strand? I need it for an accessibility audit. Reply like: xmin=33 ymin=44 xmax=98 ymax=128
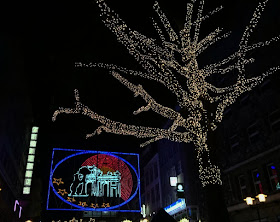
xmin=23 ymin=126 xmax=39 ymax=195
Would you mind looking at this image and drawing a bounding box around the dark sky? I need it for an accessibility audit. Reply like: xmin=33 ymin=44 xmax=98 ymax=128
xmin=7 ymin=0 xmax=280 ymax=152
xmin=22 ymin=0 xmax=280 ymax=152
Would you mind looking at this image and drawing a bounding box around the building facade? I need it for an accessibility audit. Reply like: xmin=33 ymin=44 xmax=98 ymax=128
xmin=218 ymin=76 xmax=280 ymax=222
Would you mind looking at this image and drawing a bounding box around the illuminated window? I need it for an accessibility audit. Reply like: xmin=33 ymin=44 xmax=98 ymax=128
xmin=29 ymin=148 xmax=36 ymax=155
xmin=267 ymin=163 xmax=279 ymax=191
xmin=30 ymin=141 xmax=37 ymax=147
xmin=252 ymin=169 xmax=263 ymax=194
xmin=26 ymin=163 xmax=34 ymax=170
xmin=27 ymin=155 xmax=35 ymax=163
xmin=238 ymin=175 xmax=247 ymax=199
xmin=32 ymin=126 xmax=39 ymax=133
xmin=25 ymin=170 xmax=33 ymax=178
xmin=24 ymin=178 xmax=32 ymax=186
xmin=23 ymin=187 xmax=30 ymax=194
xmin=31 ymin=134 xmax=38 ymax=141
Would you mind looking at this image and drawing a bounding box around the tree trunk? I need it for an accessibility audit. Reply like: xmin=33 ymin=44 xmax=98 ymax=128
xmin=204 ymin=184 xmax=230 ymax=222
xmin=202 ymin=129 xmax=230 ymax=222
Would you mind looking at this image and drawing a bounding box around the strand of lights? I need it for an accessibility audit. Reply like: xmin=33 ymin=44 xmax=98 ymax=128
xmin=54 ymin=0 xmax=279 ymax=187
xmin=23 ymin=126 xmax=39 ymax=194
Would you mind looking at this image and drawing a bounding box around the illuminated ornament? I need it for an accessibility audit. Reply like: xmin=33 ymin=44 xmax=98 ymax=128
xmin=57 ymin=189 xmax=68 ymax=196
xmin=179 ymin=218 xmax=189 ymax=222
xmin=101 ymin=203 xmax=110 ymax=208
xmin=68 ymin=165 xmax=121 ymax=198
xmin=70 ymin=217 xmax=78 ymax=222
xmin=78 ymin=201 xmax=88 ymax=207
xmin=67 ymin=197 xmax=76 ymax=203
xmin=90 ymin=203 xmax=99 ymax=208
xmin=53 ymin=178 xmax=64 ymax=186
xmin=53 ymin=0 xmax=279 ymax=187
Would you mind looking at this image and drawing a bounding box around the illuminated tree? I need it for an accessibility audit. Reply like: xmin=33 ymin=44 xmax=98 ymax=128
xmin=53 ymin=0 xmax=279 ymax=189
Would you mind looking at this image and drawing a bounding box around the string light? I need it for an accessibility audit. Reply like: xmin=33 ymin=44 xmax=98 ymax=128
xmin=54 ymin=0 xmax=279 ymax=187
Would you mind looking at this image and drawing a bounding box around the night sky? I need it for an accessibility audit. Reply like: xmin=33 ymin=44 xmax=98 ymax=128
xmin=23 ymin=0 xmax=279 ymax=151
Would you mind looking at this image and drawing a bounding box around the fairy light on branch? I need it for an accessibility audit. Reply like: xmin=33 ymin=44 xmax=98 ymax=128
xmin=55 ymin=0 xmax=279 ymax=187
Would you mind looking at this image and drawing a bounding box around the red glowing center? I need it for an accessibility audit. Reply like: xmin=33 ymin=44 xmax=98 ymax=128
xmin=82 ymin=154 xmax=133 ymax=201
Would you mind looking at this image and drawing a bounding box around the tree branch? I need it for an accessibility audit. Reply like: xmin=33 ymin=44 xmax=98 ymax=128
xmin=52 ymin=89 xmax=194 ymax=145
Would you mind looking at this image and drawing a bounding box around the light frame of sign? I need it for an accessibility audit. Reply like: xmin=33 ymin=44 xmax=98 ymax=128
xmin=47 ymin=148 xmax=141 ymax=212
xmin=23 ymin=126 xmax=39 ymax=195
xmin=164 ymin=198 xmax=186 ymax=216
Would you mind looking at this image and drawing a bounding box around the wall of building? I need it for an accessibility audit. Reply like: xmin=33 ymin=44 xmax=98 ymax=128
xmin=218 ymin=76 xmax=280 ymax=222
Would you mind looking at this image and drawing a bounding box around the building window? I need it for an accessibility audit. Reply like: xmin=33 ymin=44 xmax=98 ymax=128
xmin=269 ymin=110 xmax=280 ymax=132
xmin=240 ymin=93 xmax=249 ymax=105
xmin=155 ymin=184 xmax=159 ymax=201
xmin=146 ymin=191 xmax=150 ymax=204
xmin=247 ymin=122 xmax=260 ymax=145
xmin=229 ymin=134 xmax=239 ymax=151
xmin=252 ymin=169 xmax=263 ymax=195
xmin=150 ymin=166 xmax=153 ymax=183
xmin=145 ymin=171 xmax=149 ymax=187
xmin=151 ymin=187 xmax=155 ymax=204
xmin=267 ymin=163 xmax=279 ymax=191
xmin=176 ymin=161 xmax=182 ymax=175
xmin=238 ymin=175 xmax=248 ymax=199
xmin=154 ymin=163 xmax=158 ymax=178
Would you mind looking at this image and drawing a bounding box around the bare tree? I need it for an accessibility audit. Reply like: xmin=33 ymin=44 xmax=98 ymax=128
xmin=53 ymin=0 xmax=279 ymax=189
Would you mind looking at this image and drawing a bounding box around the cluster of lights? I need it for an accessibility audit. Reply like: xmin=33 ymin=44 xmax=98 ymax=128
xmin=54 ymin=0 xmax=279 ymax=187
xmin=52 ymin=218 xmax=95 ymax=222
xmin=179 ymin=218 xmax=190 ymax=222
xmin=23 ymin=126 xmax=39 ymax=194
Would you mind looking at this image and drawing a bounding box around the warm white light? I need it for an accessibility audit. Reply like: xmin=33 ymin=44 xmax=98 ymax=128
xmin=54 ymin=0 xmax=279 ymax=187
xmin=179 ymin=218 xmax=189 ymax=222
xmin=170 ymin=177 xmax=177 ymax=187
xmin=256 ymin=194 xmax=267 ymax=203
xmin=244 ymin=197 xmax=254 ymax=205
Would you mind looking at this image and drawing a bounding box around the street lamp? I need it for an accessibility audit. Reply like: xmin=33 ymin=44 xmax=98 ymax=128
xmin=244 ymin=197 xmax=255 ymax=205
xmin=256 ymin=194 xmax=267 ymax=203
xmin=244 ymin=193 xmax=267 ymax=222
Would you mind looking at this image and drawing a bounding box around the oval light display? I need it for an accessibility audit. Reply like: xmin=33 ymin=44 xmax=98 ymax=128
xmin=47 ymin=148 xmax=140 ymax=212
